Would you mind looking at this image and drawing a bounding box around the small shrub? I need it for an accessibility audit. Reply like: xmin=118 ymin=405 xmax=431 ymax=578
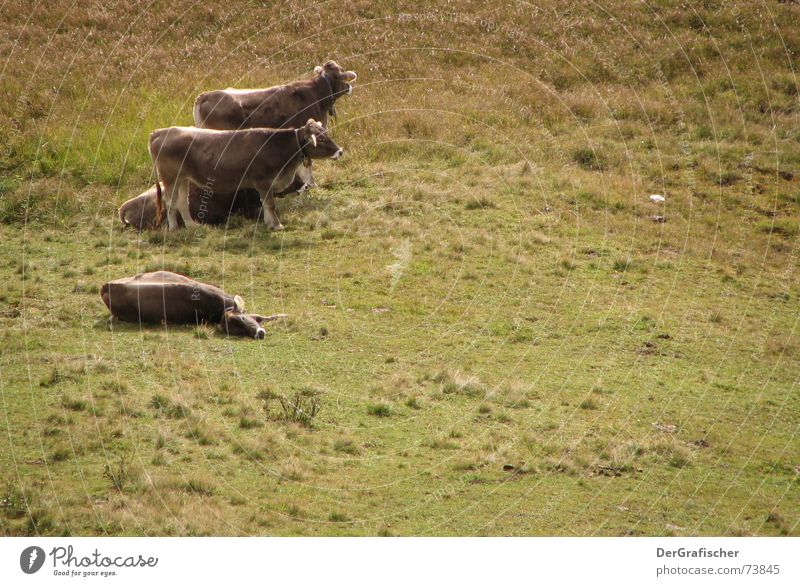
xmin=49 ymin=448 xmax=71 ymax=463
xmin=465 ymin=197 xmax=496 ymax=210
xmin=25 ymin=508 xmax=55 ymax=535
xmin=149 ymin=394 xmax=168 ymax=410
xmin=0 ymin=484 xmax=30 ymax=519
xmin=183 ymin=478 xmax=215 ymax=496
xmin=239 ymin=416 xmax=262 ymax=430
xmin=61 ymin=397 xmax=88 ymax=411
xmin=612 ymin=258 xmax=635 ymax=272
xmin=258 ymin=388 xmax=323 ymax=427
xmin=150 ymin=394 xmax=189 ymax=419
xmin=333 ymin=439 xmax=360 ymax=455
xmin=435 ymin=370 xmax=485 ymax=398
xmin=572 ymin=147 xmax=606 ymax=171
xmin=668 ymin=445 xmax=692 ymax=468
xmin=367 ymin=403 xmax=391 ymax=417
xmin=405 ymin=397 xmax=421 ymax=410
xmin=194 ymin=325 xmax=214 ymax=339
xmin=41 ymin=368 xmax=80 ymax=388
xmin=185 ymin=423 xmax=217 ymax=446
xmin=103 ymin=454 xmax=138 ymax=492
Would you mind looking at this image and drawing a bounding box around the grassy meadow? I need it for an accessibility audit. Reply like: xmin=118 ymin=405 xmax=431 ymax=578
xmin=0 ymin=0 xmax=798 ymax=536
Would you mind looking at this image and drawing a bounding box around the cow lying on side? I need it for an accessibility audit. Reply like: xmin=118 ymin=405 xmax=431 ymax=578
xmin=101 ymin=271 xmax=285 ymax=339
xmin=118 ymin=178 xmax=309 ymax=231
xmin=193 ymin=60 xmax=357 ymax=193
xmin=149 ymin=118 xmax=342 ymax=231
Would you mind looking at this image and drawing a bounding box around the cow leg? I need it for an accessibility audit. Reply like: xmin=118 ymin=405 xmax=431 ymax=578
xmin=258 ymin=190 xmax=284 ymax=231
xmin=163 ymin=181 xmax=180 ymax=230
xmin=177 ymin=180 xmax=197 ymax=227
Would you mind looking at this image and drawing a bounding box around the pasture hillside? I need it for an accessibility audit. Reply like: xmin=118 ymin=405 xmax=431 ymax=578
xmin=1 ymin=0 xmax=798 ymax=536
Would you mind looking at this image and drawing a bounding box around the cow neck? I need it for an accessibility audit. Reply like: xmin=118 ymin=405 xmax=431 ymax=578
xmin=320 ymin=73 xmax=337 ymax=117
xmin=294 ymin=128 xmax=308 ymax=160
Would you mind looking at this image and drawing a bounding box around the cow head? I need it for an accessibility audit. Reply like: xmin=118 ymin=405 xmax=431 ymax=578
xmin=315 ymin=60 xmax=357 ymax=96
xmin=218 ymin=295 xmax=266 ymax=339
xmin=299 ymin=119 xmax=343 ymax=160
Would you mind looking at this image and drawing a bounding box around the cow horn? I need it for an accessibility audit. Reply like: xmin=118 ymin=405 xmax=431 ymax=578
xmin=314 ymin=65 xmax=323 ymax=74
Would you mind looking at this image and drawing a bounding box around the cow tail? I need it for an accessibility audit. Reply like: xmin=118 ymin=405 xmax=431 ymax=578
xmin=155 ymin=179 xmax=163 ymax=227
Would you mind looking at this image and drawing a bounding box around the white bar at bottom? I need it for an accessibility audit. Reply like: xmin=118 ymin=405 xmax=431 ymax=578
xmin=1 ymin=537 xmax=797 ymax=585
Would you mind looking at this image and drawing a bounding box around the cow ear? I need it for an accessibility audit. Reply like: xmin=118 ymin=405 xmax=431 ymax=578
xmin=314 ymin=65 xmax=323 ymax=74
xmin=233 ymin=295 xmax=245 ymax=311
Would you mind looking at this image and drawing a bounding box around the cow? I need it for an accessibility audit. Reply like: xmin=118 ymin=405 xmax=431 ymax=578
xmin=193 ymin=60 xmax=356 ymax=199
xmin=118 ymin=179 xmax=307 ymax=230
xmin=149 ymin=118 xmax=342 ymax=231
xmin=194 ymin=60 xmax=357 ymax=131
xmin=100 ymin=271 xmax=286 ymax=339
xmin=118 ymin=184 xmax=258 ymax=230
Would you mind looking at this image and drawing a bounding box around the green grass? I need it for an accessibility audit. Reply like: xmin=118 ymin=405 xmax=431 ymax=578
xmin=1 ymin=0 xmax=799 ymax=537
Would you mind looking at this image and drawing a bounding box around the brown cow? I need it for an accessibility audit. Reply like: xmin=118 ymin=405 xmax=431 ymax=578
xmin=193 ymin=60 xmax=357 ymax=131
xmin=149 ymin=119 xmax=341 ymax=230
xmin=118 ymin=179 xmax=309 ymax=230
xmin=193 ymin=60 xmax=356 ymax=198
xmin=101 ymin=271 xmax=286 ymax=339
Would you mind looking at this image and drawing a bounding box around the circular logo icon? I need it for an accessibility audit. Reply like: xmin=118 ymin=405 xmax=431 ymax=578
xmin=20 ymin=546 xmax=46 ymax=574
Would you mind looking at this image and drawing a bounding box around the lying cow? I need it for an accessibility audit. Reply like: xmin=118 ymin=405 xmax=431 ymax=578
xmin=101 ymin=271 xmax=285 ymax=339
xmin=193 ymin=60 xmax=357 ymax=193
xmin=118 ymin=184 xmax=260 ymax=230
xmin=118 ymin=179 xmax=308 ymax=230
xmin=149 ymin=118 xmax=342 ymax=231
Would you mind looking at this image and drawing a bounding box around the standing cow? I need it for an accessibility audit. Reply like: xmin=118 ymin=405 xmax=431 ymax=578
xmin=193 ymin=60 xmax=357 ymax=195
xmin=194 ymin=60 xmax=357 ymax=131
xmin=149 ymin=119 xmax=342 ymax=230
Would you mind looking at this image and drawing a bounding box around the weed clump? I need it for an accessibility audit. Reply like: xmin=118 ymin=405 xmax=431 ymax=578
xmin=103 ymin=453 xmax=140 ymax=492
xmin=257 ymin=388 xmax=322 ymax=427
xmin=367 ymin=403 xmax=392 ymax=417
xmin=572 ymin=147 xmax=607 ymax=171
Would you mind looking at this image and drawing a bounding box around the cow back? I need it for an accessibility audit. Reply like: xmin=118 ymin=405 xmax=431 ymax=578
xmin=195 ymin=81 xmax=329 ymax=131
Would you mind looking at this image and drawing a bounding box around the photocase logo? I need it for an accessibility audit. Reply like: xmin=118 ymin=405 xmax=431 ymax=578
xmin=20 ymin=546 xmax=45 ymax=574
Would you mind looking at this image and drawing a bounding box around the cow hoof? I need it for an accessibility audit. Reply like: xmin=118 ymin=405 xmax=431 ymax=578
xmin=270 ymin=224 xmax=285 ymax=231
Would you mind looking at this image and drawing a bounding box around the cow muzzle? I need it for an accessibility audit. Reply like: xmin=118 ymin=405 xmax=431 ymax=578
xmin=331 ymin=148 xmax=343 ymax=160
xmin=255 ymin=327 xmax=266 ymax=340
